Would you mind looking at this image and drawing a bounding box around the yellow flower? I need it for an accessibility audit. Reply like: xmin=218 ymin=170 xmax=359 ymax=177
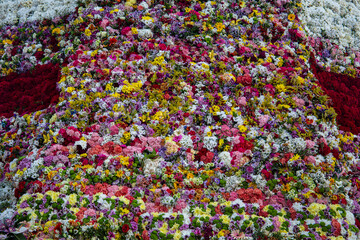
xmin=84 ymin=28 xmax=92 ymax=37
xmin=2 ymin=39 xmax=13 ymax=45
xmin=174 ymin=230 xmax=182 ymax=240
xmin=120 ymin=156 xmax=130 ymax=166
xmin=159 ymin=223 xmax=168 ymax=234
xmin=69 ymin=194 xmax=77 ymax=205
xmin=120 ymin=208 xmax=130 ymax=215
xmin=289 ymin=154 xmax=300 ymax=162
xmin=217 ymin=229 xmax=227 ymax=237
xmin=220 ymin=215 xmax=231 ymax=224
xmin=131 ymin=27 xmax=138 ymax=34
xmin=282 ymin=183 xmax=290 ymax=192
xmin=47 ymin=170 xmax=57 ymax=180
xmin=288 ymin=13 xmax=295 ymax=21
xmin=276 ymin=84 xmax=286 ymax=92
xmin=52 ymin=28 xmax=61 ymax=35
xmin=215 ymin=22 xmax=225 ymax=32
xmin=46 ymin=191 xmax=60 ymax=202
xmin=187 ymin=172 xmax=194 ymax=179
xmin=238 ymin=125 xmax=247 ymax=133
xmin=142 ymin=16 xmax=154 ymax=22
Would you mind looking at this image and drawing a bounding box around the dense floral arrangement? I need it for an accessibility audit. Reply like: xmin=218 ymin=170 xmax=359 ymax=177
xmin=299 ymin=0 xmax=360 ymax=51
xmin=0 ymin=63 xmax=61 ymax=118
xmin=0 ymin=0 xmax=360 ymax=240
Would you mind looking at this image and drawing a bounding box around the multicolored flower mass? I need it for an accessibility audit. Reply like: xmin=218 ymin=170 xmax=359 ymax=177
xmin=0 ymin=0 xmax=360 ymax=239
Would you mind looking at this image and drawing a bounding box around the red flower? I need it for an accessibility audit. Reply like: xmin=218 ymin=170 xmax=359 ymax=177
xmin=355 ymin=218 xmax=360 ymax=230
xmin=122 ymin=224 xmax=130 ymax=233
xmin=310 ymin=58 xmax=360 ymax=134
xmin=0 ymin=63 xmax=60 ymax=118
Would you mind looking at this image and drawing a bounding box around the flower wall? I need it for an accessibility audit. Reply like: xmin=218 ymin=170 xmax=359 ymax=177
xmin=0 ymin=0 xmax=81 ymax=27
xmin=299 ymin=0 xmax=360 ymax=51
xmin=0 ymin=0 xmax=360 ymax=240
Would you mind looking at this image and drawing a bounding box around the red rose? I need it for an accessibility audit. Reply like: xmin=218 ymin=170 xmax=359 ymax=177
xmin=122 ymin=224 xmax=130 ymax=233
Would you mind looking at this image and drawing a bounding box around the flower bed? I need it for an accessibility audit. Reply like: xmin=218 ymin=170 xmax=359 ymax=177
xmin=310 ymin=57 xmax=360 ymax=135
xmin=0 ymin=63 xmax=61 ymax=118
xmin=0 ymin=0 xmax=360 ymax=240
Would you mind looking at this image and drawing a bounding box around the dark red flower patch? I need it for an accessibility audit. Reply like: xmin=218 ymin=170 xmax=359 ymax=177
xmin=310 ymin=58 xmax=360 ymax=134
xmin=0 ymin=63 xmax=61 ymax=118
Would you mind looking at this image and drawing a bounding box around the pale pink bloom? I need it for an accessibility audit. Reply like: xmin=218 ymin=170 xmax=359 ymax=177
xmin=233 ymin=136 xmax=241 ymax=145
xmin=148 ymin=137 xmax=162 ymax=149
xmin=292 ymin=96 xmax=305 ymax=107
xmin=319 ymin=137 xmax=327 ymax=145
xmin=85 ymin=185 xmax=95 ymax=195
xmin=100 ymin=19 xmax=109 ymax=28
xmin=237 ymin=97 xmax=247 ymax=106
xmin=186 ymin=152 xmax=194 ymax=161
xmin=306 ymin=140 xmax=315 ymax=149
xmin=84 ymin=208 xmax=96 ymax=217
xmin=173 ymin=199 xmax=186 ymax=212
xmin=108 ymin=185 xmax=119 ymax=197
xmin=273 ymin=216 xmax=281 ymax=231
xmin=231 ymin=151 xmax=243 ymax=161
xmin=259 ymin=114 xmax=269 ymax=127
xmin=304 ymin=155 xmax=316 ymax=164
xmin=123 ymin=146 xmax=142 ymax=156
xmin=244 ymin=149 xmax=252 ymax=156
xmin=231 ymin=230 xmax=245 ymax=239
xmin=66 ymin=129 xmax=74 ymax=136
xmin=88 ymin=132 xmax=103 ymax=147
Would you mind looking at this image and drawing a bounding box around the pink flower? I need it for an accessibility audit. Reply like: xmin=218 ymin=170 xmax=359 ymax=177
xmin=100 ymin=19 xmax=109 ymax=28
xmin=88 ymin=132 xmax=103 ymax=147
xmin=84 ymin=208 xmax=96 ymax=217
xmin=306 ymin=140 xmax=315 ymax=149
xmin=173 ymin=135 xmax=182 ymax=142
xmin=273 ymin=216 xmax=281 ymax=231
xmin=123 ymin=146 xmax=142 ymax=156
xmin=121 ymin=27 xmax=131 ymax=35
xmin=108 ymin=185 xmax=119 ymax=197
xmin=173 ymin=199 xmax=186 ymax=212
xmin=293 ymin=96 xmax=305 ymax=107
xmin=231 ymin=230 xmax=245 ymax=239
xmin=114 ymin=145 xmax=123 ymax=154
xmin=237 ymin=97 xmax=247 ymax=106
xmin=259 ymin=115 xmax=269 ymax=127
xmin=87 ymin=145 xmax=104 ymax=157
xmin=103 ymin=141 xmax=116 ymax=154
xmin=148 ymin=137 xmax=162 ymax=149
xmin=85 ymin=185 xmax=95 ymax=195
xmin=110 ymin=125 xmax=119 ymax=135
xmin=228 ymin=191 xmax=238 ymax=201
xmin=305 ymin=156 xmax=316 ymax=164
xmin=142 ymin=230 xmax=150 ymax=240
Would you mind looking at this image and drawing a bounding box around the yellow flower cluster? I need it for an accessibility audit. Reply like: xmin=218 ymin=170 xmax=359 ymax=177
xmin=121 ymin=80 xmax=143 ymax=94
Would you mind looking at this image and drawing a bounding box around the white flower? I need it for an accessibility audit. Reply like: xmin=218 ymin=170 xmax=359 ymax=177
xmin=218 ymin=151 xmax=232 ymax=167
xmin=203 ymin=136 xmax=217 ymax=151
xmin=138 ymin=29 xmax=153 ymax=39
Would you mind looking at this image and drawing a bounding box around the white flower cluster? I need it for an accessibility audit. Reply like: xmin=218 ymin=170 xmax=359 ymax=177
xmin=179 ymin=135 xmax=193 ymax=149
xmin=0 ymin=0 xmax=82 ymax=26
xmin=299 ymin=0 xmax=360 ymax=50
xmin=138 ymin=29 xmax=153 ymax=39
xmin=203 ymin=136 xmax=218 ymax=151
xmin=218 ymin=151 xmax=232 ymax=167
xmin=0 ymin=181 xmax=16 ymax=217
xmin=143 ymin=157 xmax=162 ymax=176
